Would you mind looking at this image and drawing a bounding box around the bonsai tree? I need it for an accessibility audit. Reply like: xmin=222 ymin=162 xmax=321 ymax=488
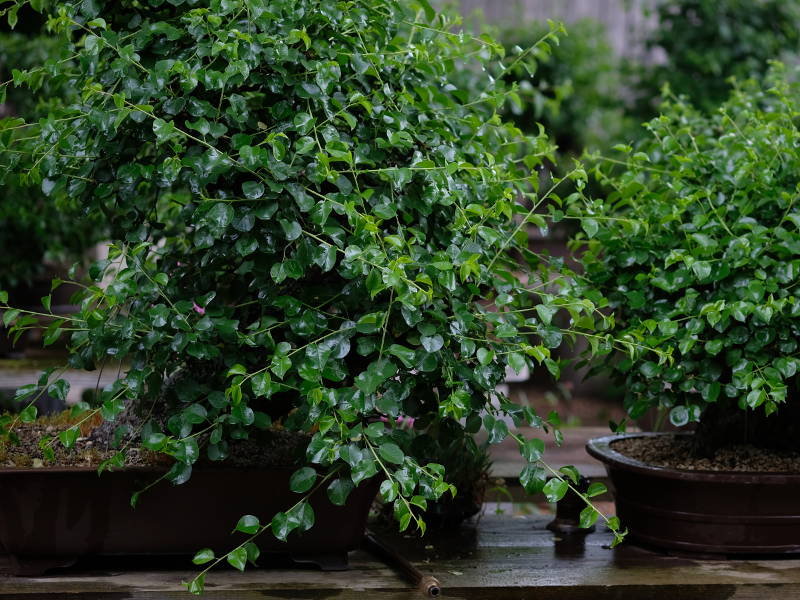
xmin=577 ymin=64 xmax=800 ymax=455
xmin=0 ymin=0 xmax=625 ymax=589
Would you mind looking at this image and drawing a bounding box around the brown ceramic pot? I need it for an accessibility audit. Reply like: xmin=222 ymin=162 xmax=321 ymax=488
xmin=587 ymin=433 xmax=800 ymax=555
xmin=0 ymin=465 xmax=378 ymax=575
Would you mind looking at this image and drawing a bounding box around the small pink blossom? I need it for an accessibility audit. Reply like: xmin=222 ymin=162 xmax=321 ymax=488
xmin=378 ymin=415 xmax=415 ymax=430
xmin=192 ymin=301 xmax=206 ymax=315
xmin=398 ymin=415 xmax=415 ymax=429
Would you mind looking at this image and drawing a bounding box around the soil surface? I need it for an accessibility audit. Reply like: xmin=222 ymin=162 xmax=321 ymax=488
xmin=0 ymin=412 xmax=142 ymax=468
xmin=1 ymin=410 xmax=308 ymax=470
xmin=613 ymin=435 xmax=800 ymax=472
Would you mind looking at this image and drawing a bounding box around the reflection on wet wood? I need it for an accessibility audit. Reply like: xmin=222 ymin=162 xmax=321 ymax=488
xmin=3 ymin=514 xmax=800 ymax=598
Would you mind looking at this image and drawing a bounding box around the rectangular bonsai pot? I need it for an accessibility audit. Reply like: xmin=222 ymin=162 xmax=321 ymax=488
xmin=0 ymin=466 xmax=378 ymax=575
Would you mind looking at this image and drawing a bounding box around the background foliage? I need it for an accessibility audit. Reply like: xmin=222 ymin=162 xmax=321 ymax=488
xmin=631 ymin=0 xmax=800 ymax=117
xmin=494 ymin=18 xmax=630 ymax=157
xmin=0 ymin=25 xmax=101 ymax=288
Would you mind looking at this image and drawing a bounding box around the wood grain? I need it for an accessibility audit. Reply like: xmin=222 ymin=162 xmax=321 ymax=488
xmin=3 ymin=514 xmax=800 ymax=599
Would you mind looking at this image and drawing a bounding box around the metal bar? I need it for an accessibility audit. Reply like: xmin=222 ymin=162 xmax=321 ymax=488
xmin=362 ymin=531 xmax=442 ymax=598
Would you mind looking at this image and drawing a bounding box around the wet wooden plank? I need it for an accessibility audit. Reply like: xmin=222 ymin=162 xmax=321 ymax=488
xmin=3 ymin=515 xmax=800 ymax=598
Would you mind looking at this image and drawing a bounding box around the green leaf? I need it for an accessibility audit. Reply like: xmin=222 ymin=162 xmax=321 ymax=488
xmin=355 ymin=359 xmax=397 ymax=395
xmin=579 ymin=506 xmax=599 ymax=529
xmin=558 ymin=465 xmax=579 ymax=485
xmin=227 ymin=364 xmax=247 ymax=377
xmin=192 ymin=548 xmax=215 ymax=565
xmin=380 ymin=479 xmax=398 ymax=502
xmin=289 ymin=501 xmax=315 ymax=532
xmin=251 ymin=372 xmax=272 ymax=397
xmin=227 ymin=547 xmax=247 ymax=572
xmin=19 ymin=405 xmax=38 ymax=423
xmin=507 ymin=352 xmax=527 ymax=374
xmin=244 ymin=541 xmax=260 ymax=564
xmin=691 ymin=261 xmax=712 ymax=280
xmin=542 ymin=478 xmax=569 ymax=503
xmin=280 ymin=219 xmax=303 ymax=241
xmin=535 ymin=304 xmax=558 ymax=325
xmin=520 ymin=438 xmax=544 ymax=463
xmin=581 ymin=218 xmax=599 ymax=238
xmin=293 ymin=112 xmax=314 ymax=135
xmin=48 ymin=379 xmax=70 ymax=402
xmin=3 ymin=309 xmax=20 ymax=327
xmin=58 ymin=427 xmax=79 ymax=449
xmin=484 ymin=415 xmax=509 ymax=444
xmin=386 ymin=344 xmax=416 ymax=368
xmin=207 ymin=202 xmax=234 ymax=230
xmin=519 ymin=463 xmax=547 ymax=494
xmin=327 ymin=477 xmax=354 ymax=506
xmin=586 ymin=482 xmax=607 ymax=497
xmin=420 ymin=334 xmax=443 ymax=353
xmin=235 ymin=514 xmax=260 ymax=534
xmin=378 ymin=442 xmax=404 ymax=465
xmin=289 ymin=467 xmax=317 ymax=493
xmin=242 ymin=181 xmax=265 ymax=199
xmin=186 ymin=574 xmax=205 ymax=595
xmin=477 ymin=348 xmax=494 ymax=366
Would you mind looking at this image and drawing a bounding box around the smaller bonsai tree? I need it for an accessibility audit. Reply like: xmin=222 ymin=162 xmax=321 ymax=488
xmin=577 ymin=64 xmax=800 ymax=455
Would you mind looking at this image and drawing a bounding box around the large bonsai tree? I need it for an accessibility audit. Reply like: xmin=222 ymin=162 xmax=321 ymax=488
xmin=578 ymin=65 xmax=800 ymax=455
xmin=0 ymin=0 xmax=626 ymax=589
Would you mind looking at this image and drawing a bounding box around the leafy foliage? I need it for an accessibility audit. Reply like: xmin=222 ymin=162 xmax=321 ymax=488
xmin=578 ymin=65 xmax=800 ymax=437
xmin=0 ymin=0 xmax=626 ymax=589
xmin=0 ymin=28 xmax=102 ymax=288
xmin=632 ymin=0 xmax=800 ymax=114
xmin=494 ymin=18 xmax=631 ymax=156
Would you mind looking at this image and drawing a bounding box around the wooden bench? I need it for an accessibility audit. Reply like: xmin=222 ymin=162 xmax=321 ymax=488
xmin=3 ymin=513 xmax=799 ymax=599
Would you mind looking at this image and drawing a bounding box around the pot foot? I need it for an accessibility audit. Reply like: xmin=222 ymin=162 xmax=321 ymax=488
xmin=7 ymin=554 xmax=78 ymax=576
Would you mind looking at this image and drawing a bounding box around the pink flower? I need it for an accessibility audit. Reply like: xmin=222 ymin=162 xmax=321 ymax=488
xmin=397 ymin=415 xmax=415 ymax=429
xmin=192 ymin=301 xmax=205 ymax=316
xmin=378 ymin=415 xmax=415 ymax=430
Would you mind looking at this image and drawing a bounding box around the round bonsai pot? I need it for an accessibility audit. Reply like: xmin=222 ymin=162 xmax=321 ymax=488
xmin=586 ymin=433 xmax=800 ymax=555
xmin=0 ymin=465 xmax=378 ymax=575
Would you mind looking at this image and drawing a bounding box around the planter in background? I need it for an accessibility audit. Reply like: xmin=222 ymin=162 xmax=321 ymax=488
xmin=0 ymin=466 xmax=378 ymax=575
xmin=587 ymin=433 xmax=800 ymax=555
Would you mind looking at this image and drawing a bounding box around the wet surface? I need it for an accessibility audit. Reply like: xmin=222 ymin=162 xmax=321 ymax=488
xmin=3 ymin=514 xmax=800 ymax=598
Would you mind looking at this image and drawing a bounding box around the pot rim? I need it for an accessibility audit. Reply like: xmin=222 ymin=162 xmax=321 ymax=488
xmin=0 ymin=464 xmax=301 ymax=475
xmin=586 ymin=432 xmax=800 ymax=484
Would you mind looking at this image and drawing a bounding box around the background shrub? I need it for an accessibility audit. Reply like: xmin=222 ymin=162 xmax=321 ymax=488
xmin=577 ymin=65 xmax=800 ymax=452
